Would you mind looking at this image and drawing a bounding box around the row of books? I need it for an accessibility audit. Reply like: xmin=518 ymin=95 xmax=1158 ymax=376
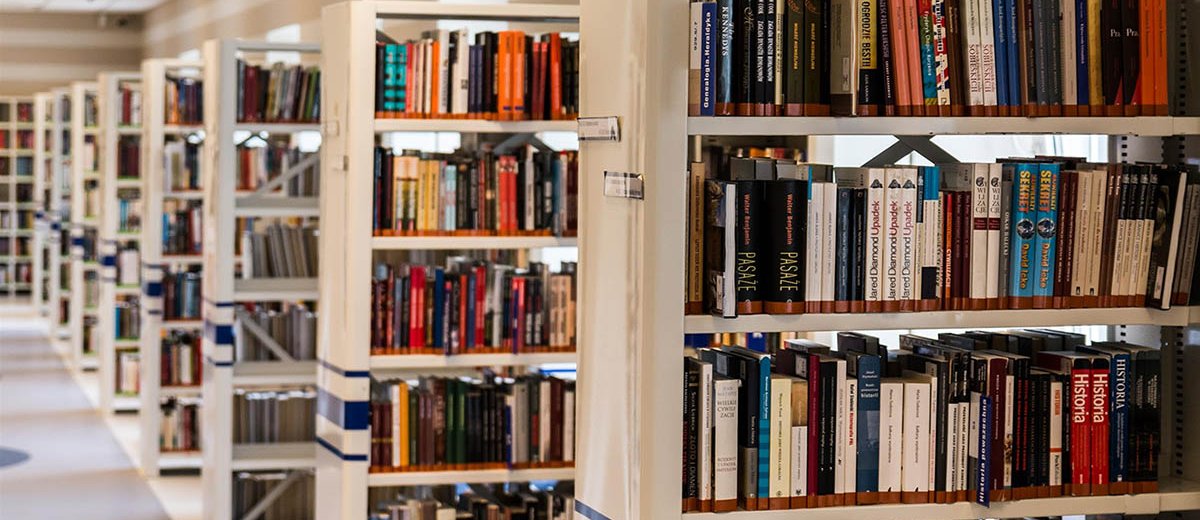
xmin=161 ymin=331 xmax=201 ymax=386
xmin=114 ymin=296 xmax=141 ymax=340
xmin=232 ymin=388 xmax=316 ymax=444
xmin=374 ymin=31 xmax=579 ymax=121
xmin=687 ymin=0 xmax=1169 ymax=116
xmin=369 ymin=486 xmax=575 ymax=520
xmin=372 ymin=259 xmax=577 ymax=355
xmin=162 ymin=270 xmax=201 ymax=321
xmin=117 ymin=84 xmax=142 ymax=127
xmin=160 ymin=397 xmax=200 ymax=452
xmin=116 ymin=350 xmax=140 ymax=395
xmin=235 ymin=60 xmax=320 ymax=123
xmin=372 ymin=146 xmax=579 ymax=237
xmin=82 ymin=93 xmax=98 ymax=128
xmin=0 ymin=265 xmax=32 ymax=285
xmin=117 ymin=196 xmax=142 ymax=233
xmin=162 ymin=200 xmax=201 ymax=256
xmin=0 ymin=236 xmax=31 ymax=256
xmin=240 ymin=223 xmax=318 ymax=279
xmin=369 ymin=375 xmax=576 ymax=472
xmin=681 ymin=329 xmax=1161 ymax=512
xmin=0 ymin=130 xmax=35 ymax=150
xmin=115 ymin=246 xmax=139 ymax=286
xmin=0 ymin=102 xmax=34 ymax=122
xmin=236 ymin=142 xmax=319 ymax=196
xmin=165 ymin=75 xmax=203 ymax=126
xmin=117 ymin=135 xmax=140 ymax=178
xmin=235 ymin=303 xmax=317 ymax=362
xmin=234 ymin=471 xmax=314 ymax=520
xmin=163 ymin=140 xmax=201 ymax=192
xmin=79 ymin=138 xmax=97 ymax=172
xmin=689 ymin=151 xmax=1200 ymax=316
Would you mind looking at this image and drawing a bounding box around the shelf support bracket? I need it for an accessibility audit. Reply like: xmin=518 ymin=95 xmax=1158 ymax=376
xmin=493 ymin=133 xmax=554 ymax=155
xmin=242 ymin=154 xmax=320 ymax=200
xmin=234 ymin=308 xmax=296 ymax=362
xmin=861 ymin=135 xmax=961 ymax=167
xmin=239 ymin=469 xmax=307 ymax=520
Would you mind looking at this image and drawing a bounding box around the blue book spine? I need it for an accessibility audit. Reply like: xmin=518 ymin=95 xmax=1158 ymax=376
xmin=700 ymin=2 xmax=717 ymax=116
xmin=746 ymin=332 xmax=767 ymax=352
xmin=856 ymin=355 xmax=881 ymax=492
xmin=920 ymin=15 xmax=937 ymax=104
xmin=756 ymin=356 xmax=771 ymax=501
xmin=993 ymin=0 xmax=1009 ymax=109
xmin=1076 ymin=0 xmax=1089 ymax=105
xmin=1008 ymin=164 xmax=1036 ymax=299
xmin=1033 ymin=163 xmax=1059 ymax=301
xmin=976 ymin=394 xmax=993 ymax=506
xmin=1110 ymin=353 xmax=1131 ymax=483
xmin=1005 ymin=0 xmax=1019 ymax=105
xmin=433 ymin=268 xmax=444 ymax=350
xmin=445 ymin=165 xmax=456 ymax=231
xmin=716 ymin=0 xmax=734 ymax=108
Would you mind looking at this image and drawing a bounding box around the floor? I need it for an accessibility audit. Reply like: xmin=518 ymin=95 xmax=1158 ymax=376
xmin=0 ymin=312 xmax=201 ymax=520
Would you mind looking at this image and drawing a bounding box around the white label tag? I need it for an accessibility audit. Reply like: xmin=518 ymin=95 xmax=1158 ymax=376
xmin=604 ymin=171 xmax=644 ymax=200
xmin=578 ymin=116 xmax=620 ymax=141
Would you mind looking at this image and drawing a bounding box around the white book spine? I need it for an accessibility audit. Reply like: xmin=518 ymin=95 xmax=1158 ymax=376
xmin=714 ymin=378 xmax=741 ymax=504
xmin=937 ymin=191 xmax=946 ymax=298
xmin=947 ymin=402 xmax=960 ymax=493
xmin=807 ymin=181 xmax=824 ymax=304
xmin=1113 ymin=181 xmax=1130 ymax=297
xmin=1175 ymin=187 xmax=1200 ymax=295
xmin=564 ymin=390 xmax=576 ymax=462
xmin=977 ymin=0 xmax=997 ymax=107
xmin=1061 ymin=0 xmax=1078 ymax=106
xmin=971 ymin=164 xmax=990 ymax=303
xmin=822 ymin=184 xmax=837 ymax=305
xmin=845 ymin=378 xmax=858 ymax=494
xmin=438 ymin=30 xmax=450 ymax=114
xmin=968 ymin=392 xmax=980 ymax=487
xmin=962 ymin=0 xmax=984 ymax=107
xmin=1090 ymin=171 xmax=1109 ymax=298
xmin=539 ymin=380 xmax=551 ymax=461
xmin=455 ymin=29 xmax=470 ymax=114
xmin=699 ymin=366 xmax=713 ymax=501
xmin=866 ymin=168 xmax=887 ymax=304
xmin=1003 ymin=374 xmax=1014 ymax=487
xmin=391 ymin=385 xmax=401 ymax=467
xmin=986 ymin=163 xmax=1002 ymax=302
xmin=899 ymin=168 xmax=918 ymax=303
xmin=884 ymin=169 xmax=903 ymax=304
xmin=879 ymin=382 xmax=904 ymax=493
xmin=834 ymin=360 xmax=848 ymax=494
xmin=1072 ymin=170 xmax=1093 ymax=298
xmin=770 ymin=376 xmax=793 ymax=501
xmin=1049 ymin=380 xmax=1064 ymax=486
xmin=958 ymin=400 xmax=969 ymax=492
xmin=926 ymin=375 xmax=938 ymax=494
xmin=791 ymin=426 xmax=808 ymax=497
xmin=901 ymin=381 xmax=930 ymax=493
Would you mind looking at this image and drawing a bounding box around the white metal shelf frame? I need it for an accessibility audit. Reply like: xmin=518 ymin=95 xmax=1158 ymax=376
xmin=316 ymin=3 xmax=580 ymax=518
xmin=139 ymin=58 xmax=206 ymax=477
xmin=572 ymin=0 xmax=1200 ymax=519
xmin=200 ymin=38 xmax=322 ymax=520
xmin=47 ymin=87 xmax=72 ymax=337
xmin=68 ymin=81 xmax=99 ymax=369
xmin=32 ymin=93 xmax=51 ymax=316
xmin=0 ymin=96 xmax=36 ymax=298
xmin=96 ymin=71 xmax=143 ymax=416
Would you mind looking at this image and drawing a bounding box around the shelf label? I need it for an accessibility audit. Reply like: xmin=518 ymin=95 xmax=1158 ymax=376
xmin=604 ymin=171 xmax=644 ymax=200
xmin=578 ymin=116 xmax=620 ymax=141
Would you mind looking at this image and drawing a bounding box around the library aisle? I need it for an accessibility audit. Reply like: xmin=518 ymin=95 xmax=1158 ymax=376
xmin=0 ymin=316 xmax=189 ymax=520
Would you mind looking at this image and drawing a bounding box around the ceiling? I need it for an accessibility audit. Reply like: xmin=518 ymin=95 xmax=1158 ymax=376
xmin=0 ymin=0 xmax=166 ymax=12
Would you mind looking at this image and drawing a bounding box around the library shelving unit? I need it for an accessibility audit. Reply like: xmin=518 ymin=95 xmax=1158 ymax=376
xmin=138 ymin=57 xmax=205 ymax=475
xmin=33 ymin=92 xmax=52 ymax=316
xmin=49 ymin=87 xmax=72 ymax=339
xmin=69 ymin=81 xmax=100 ymax=370
xmin=200 ymin=38 xmax=322 ymax=520
xmin=0 ymin=96 xmax=36 ymax=300
xmin=570 ymin=1 xmax=1200 ymax=519
xmin=96 ymin=71 xmax=143 ymax=415
xmin=316 ymin=2 xmax=580 ymax=518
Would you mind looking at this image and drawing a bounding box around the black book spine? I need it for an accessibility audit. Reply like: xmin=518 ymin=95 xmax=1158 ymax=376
xmin=765 ymin=0 xmax=778 ymax=111
xmin=1022 ymin=0 xmax=1038 ymax=106
xmin=852 ymin=188 xmax=867 ymax=304
xmin=803 ymin=0 xmax=824 ymax=107
xmin=1121 ymin=0 xmax=1140 ymax=107
xmin=783 ymin=0 xmax=804 ymax=111
xmin=834 ymin=186 xmax=853 ymax=308
xmin=877 ymin=0 xmax=896 ymax=113
xmin=764 ymin=180 xmax=805 ymax=311
xmin=734 ymin=0 xmax=755 ymax=110
xmin=818 ymin=360 xmax=836 ymax=495
xmin=1101 ymin=0 xmax=1123 ymax=106
xmin=735 ymin=180 xmax=764 ymax=313
xmin=755 ymin=0 xmax=767 ymax=110
xmin=1031 ymin=0 xmax=1050 ymax=108
xmin=718 ymin=0 xmax=737 ymax=111
xmin=684 ymin=365 xmax=700 ymax=507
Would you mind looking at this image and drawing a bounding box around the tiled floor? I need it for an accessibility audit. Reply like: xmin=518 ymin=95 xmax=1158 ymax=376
xmin=0 ymin=314 xmax=200 ymax=520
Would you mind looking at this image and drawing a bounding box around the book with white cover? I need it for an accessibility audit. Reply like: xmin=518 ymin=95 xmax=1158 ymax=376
xmin=866 ymin=168 xmax=887 ymax=307
xmin=947 ymin=401 xmax=961 ymax=495
xmin=1061 ymin=0 xmax=1078 ymax=107
xmin=454 ymin=29 xmax=470 ymax=114
xmin=834 ymin=359 xmax=848 ymax=495
xmin=898 ymin=168 xmax=918 ymax=307
xmin=977 ymin=0 xmax=998 ymax=108
xmin=844 ymin=377 xmax=858 ymax=495
xmin=879 ymin=381 xmax=904 ymax=495
xmin=901 ymin=374 xmax=931 ymax=496
xmin=1072 ymin=169 xmax=1094 ymax=299
xmin=961 ymin=0 xmax=984 ymax=108
xmin=769 ymin=375 xmax=793 ymax=505
xmin=699 ymin=362 xmax=714 ymax=506
xmin=971 ymin=164 xmax=990 ymax=305
xmin=1087 ymin=170 xmax=1109 ymax=299
xmin=714 ymin=377 xmax=741 ymax=508
xmin=986 ymin=163 xmax=1002 ymax=304
xmin=1049 ymin=379 xmax=1064 ymax=487
xmin=1002 ymin=374 xmax=1014 ymax=487
xmin=564 ymin=389 xmax=576 ymax=462
xmin=883 ymin=169 xmax=904 ymax=307
xmin=822 ymin=184 xmax=837 ymax=308
xmin=807 ymin=181 xmax=825 ymax=307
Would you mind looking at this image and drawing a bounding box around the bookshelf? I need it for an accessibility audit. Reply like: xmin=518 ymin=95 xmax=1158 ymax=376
xmin=32 ymin=92 xmax=52 ymax=316
xmin=571 ymin=1 xmax=1200 ymax=519
xmin=199 ymin=38 xmax=322 ymax=520
xmin=96 ymin=71 xmax=143 ymax=415
xmin=68 ymin=81 xmax=100 ymax=371
xmin=316 ymin=2 xmax=581 ymax=518
xmin=0 ymin=96 xmax=36 ymax=299
xmin=47 ymin=87 xmax=72 ymax=339
xmin=138 ymin=57 xmax=205 ymax=476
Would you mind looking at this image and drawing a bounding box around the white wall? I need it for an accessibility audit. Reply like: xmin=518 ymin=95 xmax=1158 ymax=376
xmin=0 ymin=12 xmax=144 ymax=96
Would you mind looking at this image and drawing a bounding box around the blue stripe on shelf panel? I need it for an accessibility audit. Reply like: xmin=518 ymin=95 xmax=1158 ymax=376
xmin=202 ymin=297 xmax=235 ymax=308
xmin=145 ymin=282 xmax=163 ymax=297
xmin=101 ymin=255 xmax=116 ymax=267
xmin=71 ymin=237 xmax=84 ymax=246
xmin=204 ymin=355 xmax=233 ymax=367
xmin=318 ymin=358 xmax=370 ymax=379
xmin=316 ymin=436 xmax=368 ymax=462
xmin=35 ymin=211 xmax=44 ymax=219
xmin=317 ymin=388 xmax=370 ymax=431
xmin=51 ymin=223 xmax=61 ymax=231
xmin=147 ymin=309 xmax=163 ymax=316
xmin=574 ymin=500 xmax=612 ymax=520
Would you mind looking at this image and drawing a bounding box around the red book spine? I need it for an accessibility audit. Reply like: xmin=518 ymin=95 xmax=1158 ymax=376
xmin=411 ymin=266 xmax=425 ymax=349
xmin=1090 ymin=366 xmax=1110 ymax=492
xmin=806 ymin=355 xmax=821 ymax=500
xmin=458 ymin=277 xmax=468 ymax=354
xmin=475 ymin=266 xmax=487 ymax=349
xmin=514 ymin=277 xmax=526 ymax=353
xmin=1070 ymin=367 xmax=1092 ymax=494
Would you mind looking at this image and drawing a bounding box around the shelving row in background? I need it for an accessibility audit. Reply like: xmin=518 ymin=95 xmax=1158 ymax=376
xmin=375 ymin=30 xmax=579 ymax=121
xmin=686 ymin=0 xmax=1172 ymax=116
xmin=235 ymin=60 xmax=320 ymax=123
xmin=690 ymin=149 xmax=1200 ymax=317
xmin=0 ymin=157 xmax=34 ymax=176
xmin=681 ymin=328 xmax=1161 ymax=512
xmin=241 ymin=222 xmax=318 ymax=279
xmin=232 ymin=387 xmax=316 ymax=444
xmin=165 ymin=75 xmax=203 ymax=125
xmin=116 ymin=82 xmax=142 ymax=127
xmin=367 ymin=484 xmax=575 ymax=520
xmin=373 ymin=146 xmax=577 ymax=237
xmin=0 ymin=130 xmax=35 ymax=150
xmin=162 ymin=200 xmax=200 ymax=255
xmin=0 ymin=100 xmax=35 ymax=122
xmin=116 ymin=349 xmax=140 ymax=396
xmin=236 ymin=139 xmax=319 ymax=195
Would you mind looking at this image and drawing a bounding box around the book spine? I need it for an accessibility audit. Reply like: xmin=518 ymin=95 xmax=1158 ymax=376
xmin=1090 ymin=363 xmax=1110 ymax=494
xmin=757 ymin=358 xmax=772 ymax=508
xmin=979 ymin=0 xmax=998 ymax=111
xmin=714 ymin=378 xmax=740 ymax=511
xmin=932 ymin=0 xmax=952 ymax=109
xmin=963 ymin=0 xmax=984 ymax=110
xmin=890 ymin=0 xmax=912 ymax=113
xmin=902 ymin=381 xmax=931 ymax=503
xmin=878 ymin=0 xmax=897 ymax=114
xmin=920 ymin=167 xmax=942 ymax=308
xmin=970 ymin=165 xmax=989 ymax=308
xmin=884 ymin=170 xmax=902 ymax=311
xmin=986 ymin=164 xmax=1003 ymax=308
xmin=769 ymin=377 xmax=792 ymax=508
xmin=830 ymin=0 xmax=858 ymax=115
xmin=992 ymin=0 xmax=1009 ymax=112
xmin=858 ymin=0 xmax=882 ymax=114
xmin=918 ymin=0 xmax=938 ymax=107
xmin=822 ymin=185 xmax=837 ymax=312
xmin=700 ymin=364 xmax=715 ymax=509
xmin=806 ymin=181 xmax=824 ymax=313
xmin=784 ymin=0 xmax=804 ymax=114
xmin=1110 ymin=354 xmax=1130 ymax=489
xmin=835 ymin=187 xmax=855 ymax=312
xmin=702 ymin=2 xmax=718 ymax=116
xmin=1069 ymin=367 xmax=1091 ymax=495
xmin=1101 ymin=0 xmax=1122 ymax=110
xmin=735 ymin=180 xmax=764 ymax=314
xmin=857 ymin=356 xmax=882 ymax=496
xmin=717 ymin=0 xmax=736 ymax=114
xmin=844 ymin=377 xmax=859 ymax=501
xmin=1032 ymin=163 xmax=1059 ymax=308
xmin=688 ymin=163 xmax=707 ymax=314
xmin=866 ymin=169 xmax=886 ymax=311
xmin=834 ymin=362 xmax=849 ymax=500
xmin=765 ymin=180 xmax=805 ymax=313
xmin=1121 ymin=0 xmax=1141 ymax=112
xmin=879 ymin=382 xmax=904 ymax=498
xmin=899 ymin=169 xmax=918 ymax=311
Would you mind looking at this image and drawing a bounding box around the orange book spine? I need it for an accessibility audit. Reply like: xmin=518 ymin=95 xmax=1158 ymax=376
xmin=904 ymin=0 xmax=924 ymax=115
xmin=1138 ymin=0 xmax=1152 ymax=115
xmin=512 ymin=32 xmax=527 ymax=120
xmin=498 ymin=32 xmax=513 ymax=121
xmin=549 ymin=34 xmax=563 ymax=119
xmin=891 ymin=0 xmax=913 ymax=114
xmin=431 ymin=40 xmax=442 ymax=116
xmin=1154 ymin=0 xmax=1168 ymax=113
